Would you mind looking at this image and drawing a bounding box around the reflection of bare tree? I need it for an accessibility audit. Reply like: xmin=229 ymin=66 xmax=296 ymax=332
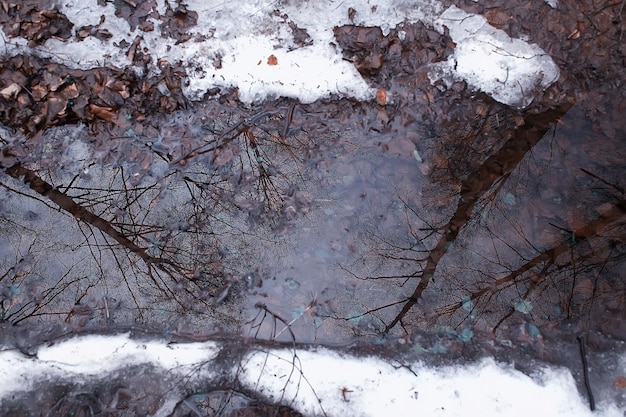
xmin=1 ymin=162 xmax=215 ymax=324
xmin=174 ymin=105 xmax=312 ymax=227
xmin=432 ymin=195 xmax=625 ymax=331
xmin=0 ymin=105 xmax=310 ymax=328
xmin=378 ymin=104 xmax=574 ymax=332
xmin=337 ymin=102 xmax=619 ymax=336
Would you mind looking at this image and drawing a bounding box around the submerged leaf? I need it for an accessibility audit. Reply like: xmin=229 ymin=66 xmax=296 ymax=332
xmin=457 ymin=328 xmax=474 ymax=343
xmin=502 ymin=192 xmax=516 ymax=206
xmin=292 ymin=305 xmax=305 ymax=320
xmin=513 ymin=300 xmax=532 ymax=314
xmin=285 ymin=277 xmax=300 ymax=290
xmin=461 ymin=296 xmax=473 ymax=312
xmin=528 ymin=323 xmax=541 ymax=338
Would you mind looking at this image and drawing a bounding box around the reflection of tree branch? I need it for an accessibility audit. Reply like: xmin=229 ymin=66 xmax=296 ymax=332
xmin=441 ymin=199 xmax=626 ymax=329
xmin=384 ymin=103 xmax=573 ymax=332
xmin=580 ymin=168 xmax=624 ymax=197
xmin=8 ymin=270 xmax=88 ymax=324
xmin=4 ymin=163 xmax=183 ymax=275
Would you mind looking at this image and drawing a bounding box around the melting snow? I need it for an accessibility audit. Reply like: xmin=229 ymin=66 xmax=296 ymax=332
xmin=0 ymin=334 xmax=220 ymax=400
xmin=241 ymin=347 xmax=622 ymax=417
xmin=0 ymin=335 xmax=623 ymax=417
xmin=2 ymin=0 xmax=559 ymax=107
xmin=429 ymin=6 xmax=560 ymax=108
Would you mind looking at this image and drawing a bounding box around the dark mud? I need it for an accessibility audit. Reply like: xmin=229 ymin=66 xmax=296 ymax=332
xmin=0 ymin=0 xmax=625 ymax=415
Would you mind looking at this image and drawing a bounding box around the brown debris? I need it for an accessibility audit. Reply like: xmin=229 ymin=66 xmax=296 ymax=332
xmin=0 ymin=82 xmax=20 ymax=100
xmin=160 ymin=1 xmax=198 ymax=43
xmin=288 ymin=21 xmax=313 ymax=49
xmin=267 ymin=54 xmax=278 ymax=66
xmin=0 ymin=54 xmax=187 ymax=137
xmin=0 ymin=1 xmax=73 ymax=45
xmin=112 ymin=0 xmax=158 ymax=32
xmin=88 ymin=104 xmax=117 ymax=122
xmin=375 ymin=88 xmax=387 ymax=106
xmin=76 ymin=15 xmax=113 ymax=41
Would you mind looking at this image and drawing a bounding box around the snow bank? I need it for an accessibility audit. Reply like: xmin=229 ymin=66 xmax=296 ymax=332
xmin=0 ymin=334 xmax=220 ymax=399
xmin=1 ymin=335 xmax=623 ymax=417
xmin=429 ymin=6 xmax=560 ymax=108
xmin=241 ymin=347 xmax=621 ymax=417
xmin=2 ymin=0 xmax=559 ymax=107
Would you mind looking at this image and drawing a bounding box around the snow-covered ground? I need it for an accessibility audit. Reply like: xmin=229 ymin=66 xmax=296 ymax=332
xmin=0 ymin=333 xmax=622 ymax=417
xmin=1 ymin=0 xmax=558 ymax=107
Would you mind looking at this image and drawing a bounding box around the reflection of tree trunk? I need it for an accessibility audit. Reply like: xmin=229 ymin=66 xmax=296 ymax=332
xmin=4 ymin=163 xmax=180 ymax=277
xmin=385 ymin=103 xmax=572 ymax=332
xmin=490 ymin=199 xmax=624 ymax=329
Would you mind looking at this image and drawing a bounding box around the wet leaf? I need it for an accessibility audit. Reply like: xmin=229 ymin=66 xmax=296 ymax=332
xmin=528 ymin=324 xmax=541 ymax=338
xmin=285 ymin=277 xmax=300 ymax=290
xmin=461 ymin=296 xmax=473 ymax=312
xmin=513 ymin=300 xmax=532 ymax=314
xmin=313 ymin=316 xmax=324 ymax=328
xmin=457 ymin=328 xmax=474 ymax=343
xmin=502 ymin=192 xmax=516 ymax=206
xmin=376 ymin=88 xmax=387 ymax=105
xmin=0 ymin=83 xmax=21 ymax=100
xmin=88 ymin=104 xmax=117 ymax=122
xmin=292 ymin=305 xmax=305 ymax=320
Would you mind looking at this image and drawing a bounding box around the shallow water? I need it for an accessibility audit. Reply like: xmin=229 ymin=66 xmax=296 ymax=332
xmin=0 ymin=0 xmax=625 ymax=414
xmin=1 ymin=94 xmax=623 ymax=343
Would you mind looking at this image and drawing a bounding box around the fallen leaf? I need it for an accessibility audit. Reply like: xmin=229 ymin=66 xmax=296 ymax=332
xmin=88 ymin=104 xmax=117 ymax=121
xmin=0 ymin=83 xmax=21 ymax=100
xmin=61 ymin=83 xmax=80 ymax=100
xmin=376 ymin=88 xmax=386 ymax=106
xmin=267 ymin=54 xmax=278 ymax=65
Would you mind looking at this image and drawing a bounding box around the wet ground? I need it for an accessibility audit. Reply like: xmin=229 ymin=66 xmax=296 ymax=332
xmin=0 ymin=0 xmax=625 ymax=415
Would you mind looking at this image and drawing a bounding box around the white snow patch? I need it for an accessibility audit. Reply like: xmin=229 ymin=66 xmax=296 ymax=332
xmin=3 ymin=0 xmax=559 ymax=107
xmin=429 ymin=6 xmax=560 ymax=108
xmin=545 ymin=0 xmax=559 ymax=9
xmin=241 ymin=347 xmax=624 ymax=417
xmin=1 ymin=336 xmax=624 ymax=417
xmin=0 ymin=333 xmax=220 ymax=399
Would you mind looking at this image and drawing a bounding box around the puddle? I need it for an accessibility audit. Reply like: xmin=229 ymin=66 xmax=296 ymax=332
xmin=0 ymin=0 xmax=625 ymax=415
xmin=1 ymin=93 xmax=623 ymax=345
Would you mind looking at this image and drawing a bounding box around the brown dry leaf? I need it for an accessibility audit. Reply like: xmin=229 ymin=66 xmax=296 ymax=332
xmin=71 ymin=95 xmax=89 ymax=119
xmin=0 ymin=83 xmax=21 ymax=100
xmin=615 ymin=376 xmax=626 ymax=389
xmin=348 ymin=7 xmax=356 ymax=22
xmin=375 ymin=88 xmax=386 ymax=105
xmin=108 ymin=79 xmax=130 ymax=99
xmin=45 ymin=94 xmax=67 ymax=122
xmin=16 ymin=92 xmax=31 ymax=108
xmin=43 ymin=70 xmax=64 ymax=91
xmin=484 ymin=10 xmax=510 ymax=28
xmin=267 ymin=54 xmax=278 ymax=66
xmin=61 ymin=83 xmax=80 ymax=100
xmin=88 ymin=104 xmax=117 ymax=121
xmin=31 ymin=84 xmax=47 ymax=101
